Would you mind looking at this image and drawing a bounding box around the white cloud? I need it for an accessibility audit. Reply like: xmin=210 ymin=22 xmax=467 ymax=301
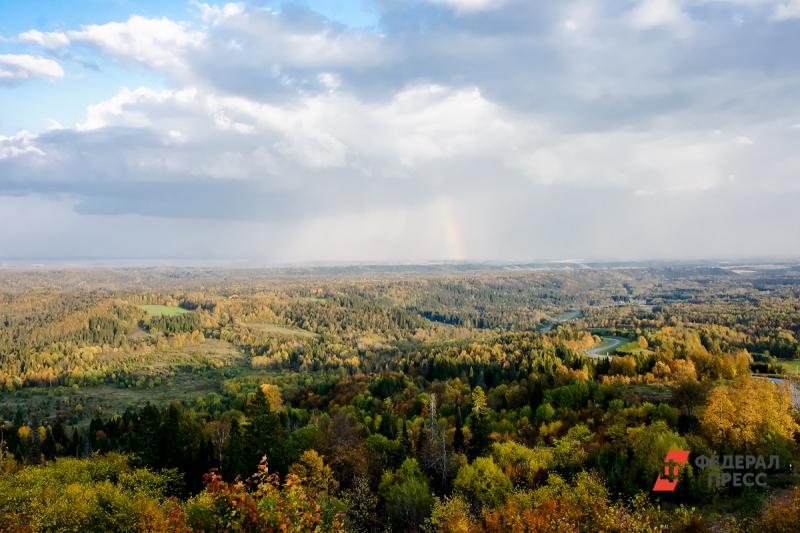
xmin=8 ymin=77 xmax=768 ymax=199
xmin=17 ymin=29 xmax=71 ymax=49
xmin=78 ymin=87 xmax=199 ymax=131
xmin=629 ymin=0 xmax=690 ymax=32
xmin=196 ymin=5 xmax=388 ymax=73
xmin=425 ymin=0 xmax=507 ymax=13
xmin=318 ymin=73 xmax=341 ymax=91
xmin=0 ymin=131 xmax=45 ymax=160
xmin=193 ymin=1 xmax=246 ymax=24
xmin=18 ymin=16 xmax=204 ymax=69
xmin=772 ymin=0 xmax=800 ymax=20
xmin=69 ymin=82 xmax=515 ymax=173
xmin=20 ymin=16 xmax=204 ymax=70
xmin=69 ymin=16 xmax=203 ymax=68
xmin=0 ymin=54 xmax=64 ymax=83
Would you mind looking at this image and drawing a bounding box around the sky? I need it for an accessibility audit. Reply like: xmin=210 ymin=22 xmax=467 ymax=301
xmin=1 ymin=0 xmax=799 ymax=264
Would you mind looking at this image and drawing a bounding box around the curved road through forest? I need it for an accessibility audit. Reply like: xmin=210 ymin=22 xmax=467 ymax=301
xmin=587 ymin=336 xmax=625 ymax=358
xmin=537 ymin=310 xmax=625 ymax=359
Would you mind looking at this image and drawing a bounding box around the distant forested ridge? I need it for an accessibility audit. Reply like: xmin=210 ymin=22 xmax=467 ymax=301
xmin=0 ymin=265 xmax=799 ymax=531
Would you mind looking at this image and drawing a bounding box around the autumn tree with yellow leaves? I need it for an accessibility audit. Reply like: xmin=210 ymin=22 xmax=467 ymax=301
xmin=700 ymin=377 xmax=800 ymax=454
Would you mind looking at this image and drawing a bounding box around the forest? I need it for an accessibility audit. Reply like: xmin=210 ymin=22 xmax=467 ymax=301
xmin=0 ymin=264 xmax=799 ymax=532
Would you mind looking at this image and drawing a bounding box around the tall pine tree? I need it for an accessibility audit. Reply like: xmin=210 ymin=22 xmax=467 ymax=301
xmin=244 ymin=388 xmax=287 ymax=474
xmin=223 ymin=418 xmax=247 ymax=481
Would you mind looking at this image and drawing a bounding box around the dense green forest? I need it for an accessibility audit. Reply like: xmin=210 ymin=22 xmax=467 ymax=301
xmin=0 ymin=265 xmax=799 ymax=531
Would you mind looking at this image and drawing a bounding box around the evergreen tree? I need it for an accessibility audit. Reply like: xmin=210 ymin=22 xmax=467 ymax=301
xmin=468 ymin=387 xmax=491 ymax=460
xmin=244 ymin=388 xmax=287 ymax=473
xmin=379 ymin=398 xmax=397 ymax=440
xmin=42 ymin=427 xmax=57 ymax=460
xmin=130 ymin=404 xmax=161 ymax=467
xmin=223 ymin=418 xmax=247 ymax=481
xmin=400 ymin=419 xmax=412 ymax=460
xmin=51 ymin=423 xmax=68 ymax=453
xmin=158 ymin=402 xmax=183 ymax=470
xmin=453 ymin=406 xmax=465 ymax=453
xmin=29 ymin=418 xmax=42 ymax=465
xmin=529 ymin=379 xmax=544 ymax=410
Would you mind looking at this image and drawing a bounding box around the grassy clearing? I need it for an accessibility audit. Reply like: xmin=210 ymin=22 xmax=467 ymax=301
xmin=615 ymin=340 xmax=655 ymax=356
xmin=778 ymin=359 xmax=800 ymax=375
xmin=0 ymin=339 xmax=247 ymax=424
xmin=617 ymin=340 xmax=640 ymax=352
xmin=138 ymin=304 xmax=190 ymax=316
xmin=630 ymin=383 xmax=673 ymax=403
xmin=96 ymin=339 xmax=243 ymax=373
xmin=245 ymin=322 xmax=317 ymax=338
xmin=552 ymin=310 xmax=581 ymax=322
xmin=0 ymin=373 xmax=225 ymax=425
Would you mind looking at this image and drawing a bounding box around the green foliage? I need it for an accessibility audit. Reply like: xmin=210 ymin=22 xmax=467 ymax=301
xmin=546 ymin=379 xmax=591 ymax=410
xmin=490 ymin=441 xmax=553 ymax=487
xmin=147 ymin=312 xmax=202 ymax=335
xmin=453 ymin=457 xmax=513 ymax=511
xmin=244 ymin=388 xmax=287 ymax=473
xmin=534 ymin=402 xmax=555 ymax=423
xmin=0 ymin=454 xmax=173 ymax=532
xmin=552 ymin=424 xmax=594 ymax=470
xmin=379 ymin=458 xmax=434 ymax=531
xmin=629 ymin=420 xmax=691 ymax=489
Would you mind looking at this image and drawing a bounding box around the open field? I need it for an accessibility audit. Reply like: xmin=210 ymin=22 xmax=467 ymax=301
xmin=779 ymin=359 xmax=800 ymax=375
xmin=99 ymin=339 xmax=241 ymax=370
xmin=0 ymin=372 xmax=227 ymax=425
xmin=138 ymin=304 xmax=190 ymax=316
xmin=0 ymin=339 xmax=249 ymax=424
xmin=614 ymin=340 xmax=654 ymax=356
